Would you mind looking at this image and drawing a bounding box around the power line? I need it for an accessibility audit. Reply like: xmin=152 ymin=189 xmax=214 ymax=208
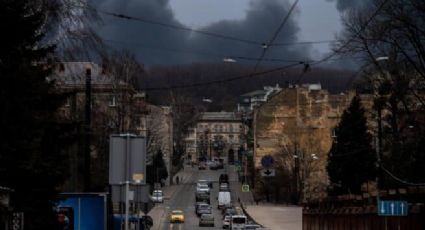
xmin=381 ymin=166 xmax=425 ymax=186
xmin=253 ymin=0 xmax=299 ymax=73
xmin=104 ymin=39 xmax=311 ymax=63
xmin=312 ymin=0 xmax=390 ymax=67
xmin=271 ymin=40 xmax=340 ymax=47
xmin=83 ymin=6 xmax=263 ymax=46
xmin=69 ymin=2 xmax=335 ymax=49
xmin=141 ymin=62 xmax=303 ymax=91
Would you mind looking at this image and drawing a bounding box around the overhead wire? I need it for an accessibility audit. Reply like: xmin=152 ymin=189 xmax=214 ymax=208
xmin=252 ymin=0 xmax=299 ymax=73
xmin=72 ymin=3 xmax=262 ymax=46
xmin=104 ymin=39 xmax=311 ymax=63
xmin=141 ymin=62 xmax=303 ymax=91
xmin=381 ymin=166 xmax=425 ymax=186
xmin=271 ymin=40 xmax=340 ymax=47
xmin=311 ymin=0 xmax=390 ymax=67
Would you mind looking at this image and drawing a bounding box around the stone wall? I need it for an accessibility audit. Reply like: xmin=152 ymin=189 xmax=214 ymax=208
xmin=254 ymin=86 xmax=354 ymax=201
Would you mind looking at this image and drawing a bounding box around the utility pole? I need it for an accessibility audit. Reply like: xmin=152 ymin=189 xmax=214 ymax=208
xmin=375 ymin=98 xmax=383 ymax=204
xmin=84 ymin=66 xmax=92 ymax=192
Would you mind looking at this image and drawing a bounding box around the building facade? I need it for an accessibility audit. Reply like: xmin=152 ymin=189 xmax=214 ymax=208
xmin=253 ymin=84 xmax=355 ymax=201
xmin=194 ymin=112 xmax=245 ymax=163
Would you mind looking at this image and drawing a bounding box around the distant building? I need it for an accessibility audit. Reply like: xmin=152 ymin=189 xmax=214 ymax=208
xmin=54 ymin=62 xmax=140 ymax=191
xmin=238 ymin=84 xmax=282 ymax=113
xmin=194 ymin=112 xmax=246 ymax=163
xmin=184 ymin=127 xmax=197 ymax=162
xmin=144 ymin=105 xmax=174 ymax=185
xmin=253 ymin=84 xmax=355 ymax=201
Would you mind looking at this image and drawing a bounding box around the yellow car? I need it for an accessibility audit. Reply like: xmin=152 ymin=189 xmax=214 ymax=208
xmin=170 ymin=210 xmax=185 ymax=223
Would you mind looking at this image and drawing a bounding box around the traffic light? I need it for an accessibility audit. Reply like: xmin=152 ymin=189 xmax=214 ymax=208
xmin=56 ymin=206 xmax=74 ymax=230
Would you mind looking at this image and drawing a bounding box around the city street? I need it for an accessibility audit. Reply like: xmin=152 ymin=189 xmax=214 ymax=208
xmin=150 ymin=165 xmax=236 ymax=230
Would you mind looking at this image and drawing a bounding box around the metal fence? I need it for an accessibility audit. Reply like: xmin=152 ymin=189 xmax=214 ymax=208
xmin=303 ymin=207 xmax=424 ymax=230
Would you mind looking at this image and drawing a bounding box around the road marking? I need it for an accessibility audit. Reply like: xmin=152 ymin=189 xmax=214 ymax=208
xmin=380 ymin=202 xmax=385 ymax=214
xmin=390 ymin=203 xmax=395 ymax=215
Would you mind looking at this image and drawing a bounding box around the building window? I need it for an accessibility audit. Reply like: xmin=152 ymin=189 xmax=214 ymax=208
xmin=64 ymin=97 xmax=71 ymax=107
xmin=109 ymin=96 xmax=117 ymax=107
xmin=229 ymin=125 xmax=233 ymax=132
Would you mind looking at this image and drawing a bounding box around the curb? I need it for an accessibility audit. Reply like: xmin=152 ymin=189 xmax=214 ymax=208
xmin=240 ymin=202 xmax=262 ymax=226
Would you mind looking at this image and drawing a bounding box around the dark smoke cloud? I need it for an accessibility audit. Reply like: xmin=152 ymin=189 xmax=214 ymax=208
xmin=326 ymin=0 xmax=370 ymax=12
xmin=91 ymin=0 xmax=312 ymax=65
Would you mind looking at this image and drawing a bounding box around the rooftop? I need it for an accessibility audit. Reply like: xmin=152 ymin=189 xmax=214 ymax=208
xmin=199 ymin=112 xmax=241 ymax=121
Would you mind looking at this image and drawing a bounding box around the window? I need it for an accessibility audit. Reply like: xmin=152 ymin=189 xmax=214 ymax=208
xmin=64 ymin=97 xmax=71 ymax=107
xmin=109 ymin=96 xmax=117 ymax=107
xmin=229 ymin=125 xmax=233 ymax=132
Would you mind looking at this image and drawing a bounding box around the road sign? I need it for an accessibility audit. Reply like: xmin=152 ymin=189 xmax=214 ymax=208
xmin=378 ymin=200 xmax=408 ymax=216
xmin=235 ymin=165 xmax=242 ymax=172
xmin=261 ymin=155 xmax=274 ymax=168
xmin=261 ymin=168 xmax=275 ymax=177
xmin=242 ymin=184 xmax=250 ymax=192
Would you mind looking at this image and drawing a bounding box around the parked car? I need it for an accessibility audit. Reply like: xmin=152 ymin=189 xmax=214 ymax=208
xmin=219 ymin=183 xmax=230 ymax=191
xmin=221 ymin=204 xmax=234 ymax=215
xmin=199 ymin=214 xmax=215 ymax=227
xmin=198 ymin=179 xmax=213 ymax=188
xmin=196 ymin=183 xmax=210 ymax=194
xmin=198 ymin=162 xmax=206 ymax=170
xmin=169 ymin=210 xmax=185 ymax=223
xmin=197 ymin=205 xmax=212 ymax=217
xmin=210 ymin=161 xmax=224 ymax=170
xmin=195 ymin=202 xmax=209 ymax=214
xmin=218 ymin=191 xmax=231 ymax=209
xmin=223 ymin=208 xmax=237 ymax=217
xmin=245 ymin=224 xmax=262 ymax=229
xmin=222 ymin=215 xmax=231 ymax=229
xmin=150 ymin=190 xmax=163 ymax=203
xmin=230 ymin=215 xmax=247 ymax=229
xmin=195 ymin=191 xmax=210 ymax=204
xmin=219 ymin=174 xmax=229 ymax=184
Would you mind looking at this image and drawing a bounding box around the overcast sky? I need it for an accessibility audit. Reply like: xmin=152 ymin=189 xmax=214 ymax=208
xmin=169 ymin=0 xmax=343 ymax=58
xmin=93 ymin=0 xmax=364 ymax=66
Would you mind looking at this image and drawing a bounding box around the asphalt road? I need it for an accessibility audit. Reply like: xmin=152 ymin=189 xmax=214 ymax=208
xmin=159 ymin=166 xmax=234 ymax=230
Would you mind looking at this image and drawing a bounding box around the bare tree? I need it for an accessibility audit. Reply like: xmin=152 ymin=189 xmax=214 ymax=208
xmin=101 ymin=50 xmax=145 ymax=132
xmin=336 ymin=0 xmax=425 ymax=187
xmin=45 ymin=0 xmax=104 ymax=61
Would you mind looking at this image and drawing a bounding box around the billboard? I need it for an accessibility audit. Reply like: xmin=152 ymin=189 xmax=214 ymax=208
xmin=57 ymin=193 xmax=108 ymax=230
xmin=109 ymin=134 xmax=146 ymax=185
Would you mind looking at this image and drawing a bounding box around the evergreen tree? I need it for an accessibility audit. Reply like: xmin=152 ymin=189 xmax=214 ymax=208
xmin=146 ymin=150 xmax=169 ymax=185
xmin=327 ymin=96 xmax=376 ymax=195
xmin=0 ymin=1 xmax=75 ymax=228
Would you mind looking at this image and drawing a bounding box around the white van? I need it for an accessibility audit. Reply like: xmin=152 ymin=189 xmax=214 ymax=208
xmin=230 ymin=215 xmax=247 ymax=230
xmin=217 ymin=191 xmax=231 ymax=209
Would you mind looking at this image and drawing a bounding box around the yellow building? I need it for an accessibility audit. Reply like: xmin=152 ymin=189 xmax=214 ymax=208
xmin=253 ymin=84 xmax=354 ymax=201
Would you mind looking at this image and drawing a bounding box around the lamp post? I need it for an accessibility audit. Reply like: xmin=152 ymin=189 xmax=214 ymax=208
xmin=374 ymin=56 xmax=388 ymax=204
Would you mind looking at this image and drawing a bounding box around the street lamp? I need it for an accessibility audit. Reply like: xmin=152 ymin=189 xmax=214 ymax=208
xmin=223 ymin=58 xmax=237 ymax=63
xmin=373 ymin=55 xmax=389 ymax=205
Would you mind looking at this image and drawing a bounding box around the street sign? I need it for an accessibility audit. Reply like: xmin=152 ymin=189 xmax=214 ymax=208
xmin=242 ymin=184 xmax=250 ymax=192
xmin=378 ymin=200 xmax=408 ymax=216
xmin=261 ymin=168 xmax=275 ymax=177
xmin=261 ymin=155 xmax=274 ymax=168
xmin=235 ymin=165 xmax=242 ymax=172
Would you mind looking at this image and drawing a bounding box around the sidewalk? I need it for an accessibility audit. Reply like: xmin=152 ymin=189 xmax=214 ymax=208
xmin=245 ymin=204 xmax=302 ymax=230
xmin=148 ymin=166 xmax=192 ymax=229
